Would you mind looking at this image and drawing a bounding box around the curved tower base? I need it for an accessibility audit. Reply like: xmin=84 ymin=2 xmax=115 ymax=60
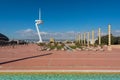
xmin=35 ymin=23 xmax=42 ymax=43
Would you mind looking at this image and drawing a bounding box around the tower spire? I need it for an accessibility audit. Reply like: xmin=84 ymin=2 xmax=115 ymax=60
xmin=35 ymin=8 xmax=43 ymax=43
xmin=39 ymin=8 xmax=41 ymax=20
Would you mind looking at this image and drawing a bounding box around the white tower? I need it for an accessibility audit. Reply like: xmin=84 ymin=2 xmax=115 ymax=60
xmin=35 ymin=9 xmax=43 ymax=43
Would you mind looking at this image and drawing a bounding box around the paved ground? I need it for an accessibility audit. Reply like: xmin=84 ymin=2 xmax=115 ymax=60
xmin=0 ymin=44 xmax=120 ymax=70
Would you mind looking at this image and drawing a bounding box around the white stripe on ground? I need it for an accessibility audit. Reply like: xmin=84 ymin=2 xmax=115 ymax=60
xmin=1 ymin=66 xmax=120 ymax=68
xmin=0 ymin=70 xmax=120 ymax=72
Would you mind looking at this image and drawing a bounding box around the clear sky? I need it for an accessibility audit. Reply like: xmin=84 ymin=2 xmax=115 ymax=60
xmin=0 ymin=0 xmax=120 ymax=40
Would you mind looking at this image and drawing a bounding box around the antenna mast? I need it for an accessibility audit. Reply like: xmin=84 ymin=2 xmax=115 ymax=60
xmin=39 ymin=8 xmax=41 ymax=20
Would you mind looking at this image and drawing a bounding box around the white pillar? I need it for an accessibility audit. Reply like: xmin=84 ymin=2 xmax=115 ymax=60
xmin=87 ymin=32 xmax=90 ymax=47
xmin=98 ymin=28 xmax=101 ymax=45
xmin=108 ymin=24 xmax=111 ymax=46
xmin=76 ymin=34 xmax=78 ymax=42
xmin=81 ymin=33 xmax=83 ymax=45
xmin=108 ymin=24 xmax=112 ymax=51
xmin=84 ymin=33 xmax=86 ymax=46
xmin=78 ymin=34 xmax=81 ymax=44
xmin=92 ymin=30 xmax=94 ymax=45
xmin=75 ymin=33 xmax=78 ymax=42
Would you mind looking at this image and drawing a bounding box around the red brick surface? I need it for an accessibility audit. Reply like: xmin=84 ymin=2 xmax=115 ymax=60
xmin=0 ymin=44 xmax=120 ymax=70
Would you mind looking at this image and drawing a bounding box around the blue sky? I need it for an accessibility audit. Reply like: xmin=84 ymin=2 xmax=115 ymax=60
xmin=0 ymin=0 xmax=120 ymax=40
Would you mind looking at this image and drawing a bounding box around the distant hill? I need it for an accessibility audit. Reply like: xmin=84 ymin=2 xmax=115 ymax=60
xmin=0 ymin=33 xmax=9 ymax=41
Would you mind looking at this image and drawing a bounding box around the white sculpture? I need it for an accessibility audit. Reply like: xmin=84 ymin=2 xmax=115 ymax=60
xmin=35 ymin=9 xmax=43 ymax=43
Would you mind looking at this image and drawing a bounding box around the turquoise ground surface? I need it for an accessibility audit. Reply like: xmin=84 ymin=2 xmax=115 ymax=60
xmin=0 ymin=72 xmax=120 ymax=80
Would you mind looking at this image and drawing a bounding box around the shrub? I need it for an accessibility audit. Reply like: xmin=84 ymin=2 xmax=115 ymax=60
xmin=37 ymin=43 xmax=46 ymax=46
xmin=69 ymin=45 xmax=77 ymax=49
xmin=56 ymin=46 xmax=62 ymax=50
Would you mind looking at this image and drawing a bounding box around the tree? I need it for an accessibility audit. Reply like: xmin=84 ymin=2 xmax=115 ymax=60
xmin=95 ymin=34 xmax=120 ymax=45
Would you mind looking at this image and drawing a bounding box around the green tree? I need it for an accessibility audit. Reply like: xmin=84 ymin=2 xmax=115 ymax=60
xmin=95 ymin=34 xmax=118 ymax=45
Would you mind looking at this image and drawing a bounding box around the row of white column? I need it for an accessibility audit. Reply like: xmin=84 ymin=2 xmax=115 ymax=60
xmin=76 ymin=24 xmax=111 ymax=47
